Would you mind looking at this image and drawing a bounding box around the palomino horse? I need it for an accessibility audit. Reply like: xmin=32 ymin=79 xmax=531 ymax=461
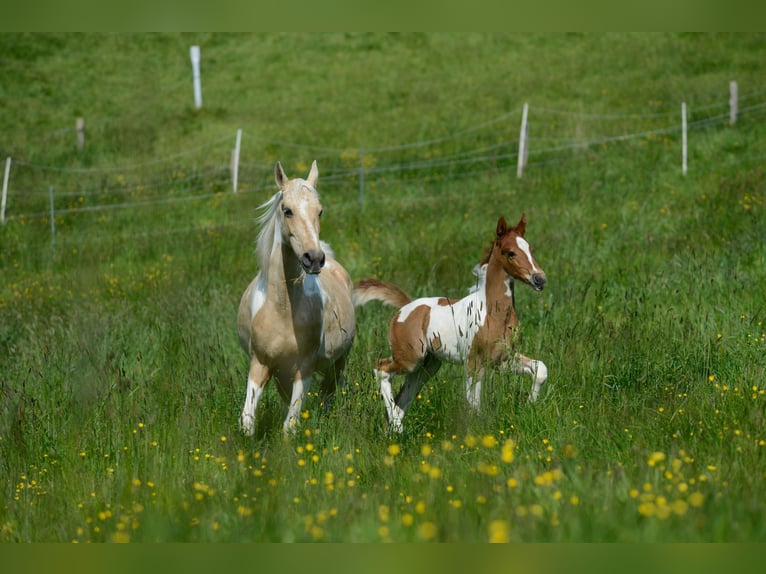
xmin=353 ymin=214 xmax=547 ymax=432
xmin=237 ymin=161 xmax=356 ymax=435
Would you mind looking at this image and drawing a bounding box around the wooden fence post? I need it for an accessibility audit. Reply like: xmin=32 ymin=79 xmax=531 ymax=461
xmin=190 ymin=46 xmax=202 ymax=109
xmin=729 ymin=81 xmax=738 ymax=125
xmin=681 ymin=102 xmax=688 ymax=176
xmin=517 ymin=103 xmax=529 ymax=179
xmin=1 ymin=157 xmax=10 ymax=224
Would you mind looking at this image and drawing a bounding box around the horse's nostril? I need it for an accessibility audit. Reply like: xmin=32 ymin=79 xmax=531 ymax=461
xmin=320 ymin=253 xmax=326 ymax=268
xmin=301 ymin=253 xmax=313 ymax=270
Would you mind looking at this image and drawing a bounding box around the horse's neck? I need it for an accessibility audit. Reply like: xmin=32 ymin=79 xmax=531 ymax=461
xmin=262 ymin=242 xmax=308 ymax=308
xmin=485 ymin=256 xmax=517 ymax=323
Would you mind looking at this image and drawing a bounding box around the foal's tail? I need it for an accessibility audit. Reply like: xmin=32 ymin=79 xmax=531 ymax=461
xmin=352 ymin=278 xmax=412 ymax=309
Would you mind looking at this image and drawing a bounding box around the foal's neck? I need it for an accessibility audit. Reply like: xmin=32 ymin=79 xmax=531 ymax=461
xmin=485 ymin=255 xmax=516 ymax=319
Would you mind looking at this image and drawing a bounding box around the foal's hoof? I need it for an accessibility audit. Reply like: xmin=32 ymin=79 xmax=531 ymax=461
xmin=240 ymin=415 xmax=255 ymax=436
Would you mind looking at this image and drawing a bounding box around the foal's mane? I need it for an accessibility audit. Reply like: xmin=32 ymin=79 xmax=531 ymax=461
xmin=479 ymin=237 xmax=498 ymax=266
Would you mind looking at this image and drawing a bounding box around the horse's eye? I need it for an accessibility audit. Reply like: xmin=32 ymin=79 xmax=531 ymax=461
xmin=319 ymin=209 xmax=323 ymax=218
xmin=282 ymin=206 xmax=293 ymax=218
xmin=506 ymin=250 xmax=516 ymax=258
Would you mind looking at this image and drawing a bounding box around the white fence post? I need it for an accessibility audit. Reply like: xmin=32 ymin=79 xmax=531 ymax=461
xmin=517 ymin=103 xmax=529 ymax=179
xmin=1 ymin=157 xmax=10 ymax=224
xmin=231 ymin=129 xmax=242 ymax=193
xmin=190 ymin=46 xmax=202 ymax=109
xmin=682 ymin=102 xmax=687 ymax=176
xmin=359 ymin=147 xmax=365 ymax=204
xmin=76 ymin=117 xmax=85 ymax=150
xmin=729 ymin=81 xmax=738 ymax=125
xmin=49 ymin=186 xmax=56 ymax=249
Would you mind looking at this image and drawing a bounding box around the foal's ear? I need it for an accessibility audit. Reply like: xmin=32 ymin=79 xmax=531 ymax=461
xmin=275 ymin=161 xmax=289 ymax=191
xmin=496 ymin=216 xmax=508 ymax=238
xmin=306 ymin=160 xmax=319 ymax=188
xmin=513 ymin=213 xmax=527 ymax=237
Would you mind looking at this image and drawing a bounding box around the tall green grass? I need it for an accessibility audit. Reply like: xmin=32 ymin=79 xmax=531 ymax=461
xmin=1 ymin=33 xmax=765 ymax=542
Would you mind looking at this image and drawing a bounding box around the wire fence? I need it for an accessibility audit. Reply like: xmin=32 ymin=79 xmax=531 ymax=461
xmin=2 ymin=86 xmax=765 ymax=248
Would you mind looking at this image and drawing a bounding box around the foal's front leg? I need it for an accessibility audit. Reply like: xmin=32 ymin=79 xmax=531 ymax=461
xmin=511 ymin=353 xmax=548 ymax=402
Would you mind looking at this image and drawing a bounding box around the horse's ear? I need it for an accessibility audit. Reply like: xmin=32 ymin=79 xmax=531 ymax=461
xmin=275 ymin=161 xmax=289 ymax=191
xmin=306 ymin=160 xmax=319 ymax=188
xmin=513 ymin=213 xmax=527 ymax=237
xmin=496 ymin=216 xmax=508 ymax=238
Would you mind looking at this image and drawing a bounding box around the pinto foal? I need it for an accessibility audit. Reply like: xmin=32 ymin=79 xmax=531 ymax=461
xmin=353 ymin=215 xmax=547 ymax=432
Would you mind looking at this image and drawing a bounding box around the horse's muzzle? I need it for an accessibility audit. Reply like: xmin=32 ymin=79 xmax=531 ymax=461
xmin=301 ymin=250 xmax=326 ymax=274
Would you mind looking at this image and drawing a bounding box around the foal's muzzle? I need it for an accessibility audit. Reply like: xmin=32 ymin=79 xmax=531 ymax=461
xmin=531 ymin=272 xmax=547 ymax=291
xmin=301 ymin=250 xmax=326 ymax=274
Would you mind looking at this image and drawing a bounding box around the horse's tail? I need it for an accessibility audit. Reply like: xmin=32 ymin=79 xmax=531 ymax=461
xmin=352 ymin=278 xmax=412 ymax=309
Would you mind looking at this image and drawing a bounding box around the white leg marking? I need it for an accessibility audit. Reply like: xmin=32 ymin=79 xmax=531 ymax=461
xmin=465 ymin=376 xmax=482 ymax=410
xmin=512 ymin=354 xmax=548 ymax=402
xmin=283 ymin=376 xmax=311 ymax=435
xmin=376 ymin=369 xmax=403 ymax=433
xmin=241 ymin=376 xmax=263 ymax=436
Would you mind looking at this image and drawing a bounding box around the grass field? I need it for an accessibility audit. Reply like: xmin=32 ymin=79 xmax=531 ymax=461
xmin=1 ymin=33 xmax=765 ymax=542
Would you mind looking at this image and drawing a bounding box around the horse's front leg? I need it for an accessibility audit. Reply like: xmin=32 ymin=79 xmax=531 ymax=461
xmin=241 ymin=358 xmax=270 ymax=436
xmin=511 ymin=353 xmax=548 ymax=402
xmin=283 ymin=373 xmax=313 ymax=436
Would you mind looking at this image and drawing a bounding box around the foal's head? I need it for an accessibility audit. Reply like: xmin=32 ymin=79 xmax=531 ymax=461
xmin=274 ymin=161 xmax=325 ymax=274
xmin=490 ymin=214 xmax=546 ymax=291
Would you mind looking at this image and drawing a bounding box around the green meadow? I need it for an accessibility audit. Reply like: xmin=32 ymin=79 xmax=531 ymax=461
xmin=1 ymin=33 xmax=765 ymax=542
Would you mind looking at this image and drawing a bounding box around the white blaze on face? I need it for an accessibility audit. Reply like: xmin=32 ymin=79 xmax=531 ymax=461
xmin=516 ymin=236 xmax=539 ymax=273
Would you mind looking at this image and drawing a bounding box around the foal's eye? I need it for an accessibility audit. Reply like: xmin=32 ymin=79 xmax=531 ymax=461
xmin=506 ymin=250 xmax=516 ymax=259
xmin=318 ymin=209 xmax=323 ymax=218
xmin=282 ymin=206 xmax=293 ymax=218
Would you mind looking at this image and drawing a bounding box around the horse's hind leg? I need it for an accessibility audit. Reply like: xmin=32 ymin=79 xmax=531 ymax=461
xmin=241 ymin=358 xmax=270 ymax=436
xmin=512 ymin=353 xmax=548 ymax=402
xmin=319 ymin=355 xmax=347 ymax=411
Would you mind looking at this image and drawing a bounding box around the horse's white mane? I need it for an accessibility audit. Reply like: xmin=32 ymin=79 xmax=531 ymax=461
xmin=255 ymin=190 xmax=283 ymax=274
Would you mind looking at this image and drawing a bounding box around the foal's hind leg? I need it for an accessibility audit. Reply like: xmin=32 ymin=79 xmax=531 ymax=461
xmin=375 ymin=357 xmax=405 ymax=433
xmin=511 ymin=353 xmax=548 ymax=402
xmin=241 ymin=358 xmax=270 ymax=436
xmin=395 ymin=354 xmax=441 ymax=416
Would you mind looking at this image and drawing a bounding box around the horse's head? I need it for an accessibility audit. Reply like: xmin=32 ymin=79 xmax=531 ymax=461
xmin=274 ymin=160 xmax=325 ymax=274
xmin=493 ymin=214 xmax=546 ymax=291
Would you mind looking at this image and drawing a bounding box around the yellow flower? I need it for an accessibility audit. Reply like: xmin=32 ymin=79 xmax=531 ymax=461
xmin=488 ymin=520 xmax=510 ymax=543
xmin=647 ymin=452 xmax=666 ymax=467
xmin=417 ymin=521 xmax=438 ymax=541
xmin=481 ymin=435 xmax=498 ymax=448
xmin=401 ymin=513 xmax=414 ymax=527
xmin=387 ymin=444 xmax=401 ymax=456
xmin=501 ymin=439 xmax=515 ymax=463
xmin=688 ymin=492 xmax=705 ymax=507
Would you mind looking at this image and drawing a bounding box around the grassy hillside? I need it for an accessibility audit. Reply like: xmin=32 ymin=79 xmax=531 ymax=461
xmin=1 ymin=33 xmax=765 ymax=542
